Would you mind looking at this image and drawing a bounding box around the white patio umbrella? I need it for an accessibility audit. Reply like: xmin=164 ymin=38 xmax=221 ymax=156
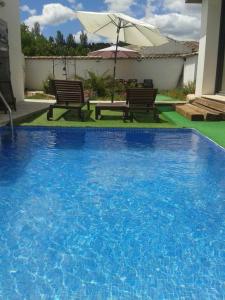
xmin=77 ymin=11 xmax=168 ymax=101
xmin=88 ymin=45 xmax=139 ymax=58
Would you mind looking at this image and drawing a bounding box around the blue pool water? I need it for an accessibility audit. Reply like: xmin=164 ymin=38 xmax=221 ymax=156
xmin=0 ymin=127 xmax=224 ymax=299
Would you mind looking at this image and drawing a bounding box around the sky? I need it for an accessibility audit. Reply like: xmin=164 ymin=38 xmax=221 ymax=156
xmin=19 ymin=0 xmax=202 ymax=42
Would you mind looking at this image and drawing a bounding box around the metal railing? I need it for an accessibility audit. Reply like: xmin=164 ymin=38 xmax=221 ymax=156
xmin=0 ymin=91 xmax=14 ymax=137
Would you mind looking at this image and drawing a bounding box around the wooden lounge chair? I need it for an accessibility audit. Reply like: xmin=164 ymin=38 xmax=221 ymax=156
xmin=47 ymin=80 xmax=90 ymax=121
xmin=126 ymin=88 xmax=158 ymax=122
xmin=143 ymin=79 xmax=153 ymax=88
xmin=0 ymin=81 xmax=16 ymax=112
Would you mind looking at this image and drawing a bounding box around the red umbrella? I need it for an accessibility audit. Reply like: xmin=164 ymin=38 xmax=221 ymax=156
xmin=88 ymin=45 xmax=139 ymax=58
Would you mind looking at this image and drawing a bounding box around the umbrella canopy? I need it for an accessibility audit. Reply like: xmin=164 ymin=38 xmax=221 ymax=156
xmin=77 ymin=12 xmax=168 ymax=47
xmin=88 ymin=45 xmax=139 ymax=58
xmin=77 ymin=11 xmax=168 ymax=101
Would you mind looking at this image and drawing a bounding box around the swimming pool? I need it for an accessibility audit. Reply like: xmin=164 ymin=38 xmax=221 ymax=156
xmin=0 ymin=127 xmax=224 ymax=299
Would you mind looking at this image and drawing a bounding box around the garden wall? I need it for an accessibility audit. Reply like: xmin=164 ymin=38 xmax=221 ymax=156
xmin=25 ymin=55 xmax=198 ymax=91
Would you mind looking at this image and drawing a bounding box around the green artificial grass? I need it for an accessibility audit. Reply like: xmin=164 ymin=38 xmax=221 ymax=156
xmin=17 ymin=105 xmax=177 ymax=129
xmin=17 ymin=104 xmax=225 ymax=148
xmin=159 ymin=106 xmax=225 ymax=148
xmin=156 ymin=94 xmax=180 ymax=102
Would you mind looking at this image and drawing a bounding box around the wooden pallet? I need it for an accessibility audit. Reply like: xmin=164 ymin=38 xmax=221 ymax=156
xmin=175 ymin=97 xmax=225 ymax=121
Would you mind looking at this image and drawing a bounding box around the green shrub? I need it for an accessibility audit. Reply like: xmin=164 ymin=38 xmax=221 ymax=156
xmin=85 ymin=71 xmax=113 ymax=97
xmin=183 ymin=81 xmax=196 ymax=95
xmin=43 ymin=75 xmax=55 ymax=95
xmin=161 ymin=81 xmax=196 ymax=101
xmin=75 ymin=72 xmax=115 ymax=99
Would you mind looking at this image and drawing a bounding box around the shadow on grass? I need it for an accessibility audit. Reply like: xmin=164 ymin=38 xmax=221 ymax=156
xmin=133 ymin=112 xmax=168 ymax=124
xmin=56 ymin=109 xmax=95 ymax=122
xmin=157 ymin=105 xmax=174 ymax=113
xmin=14 ymin=110 xmax=48 ymax=125
xmin=99 ymin=115 xmax=126 ymax=121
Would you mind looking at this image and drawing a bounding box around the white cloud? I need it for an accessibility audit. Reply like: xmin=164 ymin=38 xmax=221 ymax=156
xmin=163 ymin=0 xmax=200 ymax=15
xmin=73 ymin=31 xmax=107 ymax=43
xmin=66 ymin=0 xmax=83 ymax=10
xmin=74 ymin=3 xmax=83 ymax=10
xmin=143 ymin=0 xmax=201 ymax=40
xmin=25 ymin=3 xmax=76 ymax=29
xmin=20 ymin=4 xmax=37 ymax=16
xmin=104 ymin=0 xmax=136 ymax=13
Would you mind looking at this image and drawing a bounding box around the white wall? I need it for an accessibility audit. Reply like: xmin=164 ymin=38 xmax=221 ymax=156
xmin=25 ymin=57 xmax=185 ymax=91
xmin=195 ymin=0 xmax=222 ymax=96
xmin=0 ymin=0 xmax=24 ymax=101
xmin=183 ymin=55 xmax=198 ymax=85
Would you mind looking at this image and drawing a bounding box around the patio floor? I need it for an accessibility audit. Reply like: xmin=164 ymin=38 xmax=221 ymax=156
xmin=0 ymin=101 xmax=49 ymax=126
xmin=15 ymin=104 xmax=225 ymax=148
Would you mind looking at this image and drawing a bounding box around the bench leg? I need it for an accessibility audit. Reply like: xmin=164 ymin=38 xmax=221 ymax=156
xmin=153 ymin=108 xmax=159 ymax=121
xmin=87 ymin=101 xmax=90 ymax=110
xmin=78 ymin=108 xmax=84 ymax=121
xmin=130 ymin=112 xmax=134 ymax=122
xmin=47 ymin=105 xmax=53 ymax=120
xmin=123 ymin=108 xmax=129 ymax=121
xmin=95 ymin=107 xmax=100 ymax=120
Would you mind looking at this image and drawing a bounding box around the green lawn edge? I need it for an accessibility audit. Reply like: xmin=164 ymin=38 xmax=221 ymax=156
xmin=16 ymin=104 xmax=225 ymax=148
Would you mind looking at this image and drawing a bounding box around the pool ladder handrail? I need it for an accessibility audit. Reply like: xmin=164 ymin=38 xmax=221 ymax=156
xmin=0 ymin=91 xmax=14 ymax=137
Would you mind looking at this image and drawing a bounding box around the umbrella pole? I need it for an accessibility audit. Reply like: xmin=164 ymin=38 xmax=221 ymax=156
xmin=111 ymin=20 xmax=121 ymax=103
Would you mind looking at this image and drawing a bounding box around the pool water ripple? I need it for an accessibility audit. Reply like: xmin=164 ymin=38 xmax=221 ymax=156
xmin=0 ymin=128 xmax=224 ymax=299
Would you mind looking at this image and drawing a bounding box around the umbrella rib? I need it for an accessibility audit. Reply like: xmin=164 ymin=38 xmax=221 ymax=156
xmin=93 ymin=19 xmax=114 ymax=34
xmin=108 ymin=15 xmax=120 ymax=28
xmin=132 ymin=24 xmax=154 ymax=45
xmin=123 ymin=26 xmax=126 ymax=43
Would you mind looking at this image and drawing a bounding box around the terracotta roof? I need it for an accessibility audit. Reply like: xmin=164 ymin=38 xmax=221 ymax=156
xmin=181 ymin=41 xmax=199 ymax=52
xmin=139 ymin=52 xmax=198 ymax=59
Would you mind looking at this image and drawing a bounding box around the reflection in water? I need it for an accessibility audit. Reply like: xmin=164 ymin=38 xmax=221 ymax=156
xmin=51 ymin=128 xmax=86 ymax=150
xmin=0 ymin=130 xmax=32 ymax=184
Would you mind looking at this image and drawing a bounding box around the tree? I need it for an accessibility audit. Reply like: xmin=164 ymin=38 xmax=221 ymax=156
xmin=32 ymin=22 xmax=41 ymax=36
xmin=20 ymin=23 xmax=112 ymax=56
xmin=80 ymin=31 xmax=88 ymax=47
xmin=66 ymin=34 xmax=76 ymax=48
xmin=55 ymin=30 xmax=65 ymax=46
xmin=21 ymin=23 xmax=36 ymax=55
xmin=49 ymin=36 xmax=54 ymax=44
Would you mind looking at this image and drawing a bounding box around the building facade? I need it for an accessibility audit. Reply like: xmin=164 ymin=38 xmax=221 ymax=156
xmin=0 ymin=0 xmax=24 ymax=102
xmin=186 ymin=0 xmax=224 ymax=97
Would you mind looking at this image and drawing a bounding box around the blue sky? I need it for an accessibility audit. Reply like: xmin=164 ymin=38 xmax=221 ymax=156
xmin=19 ymin=0 xmax=202 ymax=41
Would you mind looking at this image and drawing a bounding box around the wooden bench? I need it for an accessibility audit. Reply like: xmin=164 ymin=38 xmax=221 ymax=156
xmin=47 ymin=80 xmax=90 ymax=121
xmin=95 ymin=102 xmax=129 ymax=120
